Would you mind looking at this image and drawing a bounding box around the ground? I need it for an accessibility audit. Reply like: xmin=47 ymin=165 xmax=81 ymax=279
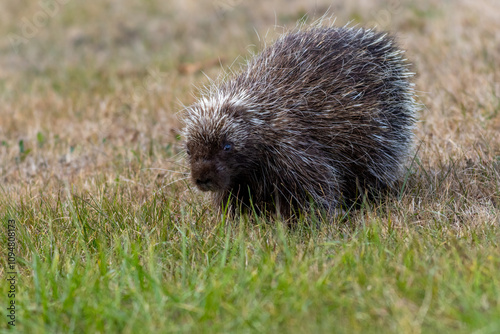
xmin=0 ymin=0 xmax=499 ymax=333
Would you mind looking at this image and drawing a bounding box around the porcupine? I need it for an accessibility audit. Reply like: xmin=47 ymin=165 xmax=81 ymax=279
xmin=182 ymin=25 xmax=417 ymax=218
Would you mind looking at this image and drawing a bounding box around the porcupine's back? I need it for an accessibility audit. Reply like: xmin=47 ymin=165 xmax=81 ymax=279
xmin=185 ymin=26 xmax=417 ymax=216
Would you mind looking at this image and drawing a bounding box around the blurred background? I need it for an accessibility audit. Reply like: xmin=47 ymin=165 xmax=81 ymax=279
xmin=0 ymin=0 xmax=452 ymax=74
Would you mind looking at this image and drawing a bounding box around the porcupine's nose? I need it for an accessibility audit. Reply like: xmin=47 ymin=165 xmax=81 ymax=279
xmin=196 ymin=176 xmax=212 ymax=187
xmin=192 ymin=159 xmax=218 ymax=191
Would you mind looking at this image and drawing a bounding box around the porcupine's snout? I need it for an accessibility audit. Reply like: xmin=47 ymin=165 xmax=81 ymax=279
xmin=190 ymin=158 xmax=229 ymax=192
xmin=191 ymin=160 xmax=215 ymax=191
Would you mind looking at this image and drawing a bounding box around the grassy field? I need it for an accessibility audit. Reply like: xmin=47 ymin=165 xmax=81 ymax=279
xmin=1 ymin=0 xmax=500 ymax=333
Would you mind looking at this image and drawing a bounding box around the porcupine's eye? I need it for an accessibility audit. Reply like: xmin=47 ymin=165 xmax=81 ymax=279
xmin=222 ymin=142 xmax=233 ymax=152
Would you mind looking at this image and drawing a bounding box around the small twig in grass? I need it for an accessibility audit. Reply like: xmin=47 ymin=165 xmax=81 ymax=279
xmin=142 ymin=167 xmax=189 ymax=175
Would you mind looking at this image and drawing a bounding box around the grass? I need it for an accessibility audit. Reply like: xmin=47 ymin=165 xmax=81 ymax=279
xmin=1 ymin=0 xmax=500 ymax=333
xmin=2 ymin=189 xmax=499 ymax=333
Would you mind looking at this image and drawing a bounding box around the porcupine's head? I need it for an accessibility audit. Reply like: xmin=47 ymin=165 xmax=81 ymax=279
xmin=183 ymin=95 xmax=262 ymax=195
